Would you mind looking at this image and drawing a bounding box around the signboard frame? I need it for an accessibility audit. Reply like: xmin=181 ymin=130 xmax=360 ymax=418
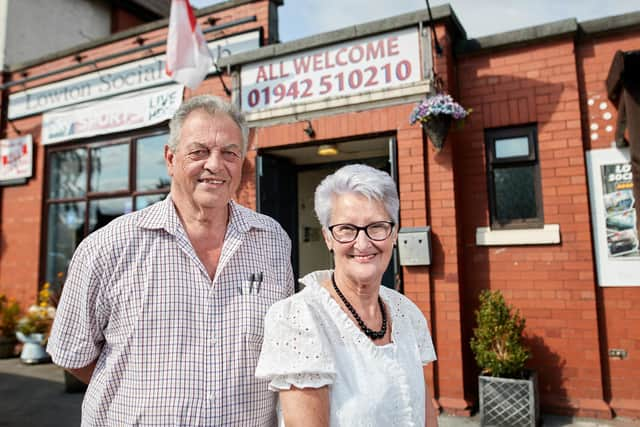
xmin=240 ymin=27 xmax=423 ymax=114
xmin=586 ymin=147 xmax=640 ymax=287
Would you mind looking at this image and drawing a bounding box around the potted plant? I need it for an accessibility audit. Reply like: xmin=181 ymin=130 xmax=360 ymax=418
xmin=15 ymin=283 xmax=56 ymax=364
xmin=0 ymin=295 xmax=20 ymax=358
xmin=470 ymin=290 xmax=539 ymax=427
xmin=410 ymin=92 xmax=471 ymax=152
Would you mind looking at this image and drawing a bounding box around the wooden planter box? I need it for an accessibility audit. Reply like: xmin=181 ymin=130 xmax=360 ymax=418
xmin=479 ymin=371 xmax=539 ymax=427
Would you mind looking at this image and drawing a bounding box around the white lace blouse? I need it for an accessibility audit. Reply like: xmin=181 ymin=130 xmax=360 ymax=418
xmin=256 ymin=270 xmax=437 ymax=427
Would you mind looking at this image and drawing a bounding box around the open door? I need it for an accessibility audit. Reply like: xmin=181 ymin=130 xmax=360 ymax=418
xmin=256 ymin=135 xmax=402 ymax=292
xmin=256 ymin=154 xmax=299 ymax=280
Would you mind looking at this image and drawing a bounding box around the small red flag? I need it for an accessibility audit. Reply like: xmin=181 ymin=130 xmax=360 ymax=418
xmin=165 ymin=0 xmax=213 ymax=89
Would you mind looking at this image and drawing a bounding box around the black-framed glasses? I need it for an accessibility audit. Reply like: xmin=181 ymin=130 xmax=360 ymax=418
xmin=328 ymin=221 xmax=395 ymax=243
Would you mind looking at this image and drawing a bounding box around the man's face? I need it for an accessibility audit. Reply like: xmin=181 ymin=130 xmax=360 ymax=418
xmin=165 ymin=109 xmax=244 ymax=213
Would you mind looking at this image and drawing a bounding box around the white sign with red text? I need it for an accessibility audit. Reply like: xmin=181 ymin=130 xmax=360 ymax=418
xmin=241 ymin=27 xmax=421 ymax=111
xmin=9 ymin=30 xmax=260 ymax=120
xmin=0 ymin=134 xmax=33 ymax=183
xmin=41 ymin=85 xmax=184 ymax=145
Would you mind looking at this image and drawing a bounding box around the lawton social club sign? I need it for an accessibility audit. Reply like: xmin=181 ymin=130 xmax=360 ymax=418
xmin=8 ymin=31 xmax=260 ymax=120
xmin=240 ymin=27 xmax=421 ymax=111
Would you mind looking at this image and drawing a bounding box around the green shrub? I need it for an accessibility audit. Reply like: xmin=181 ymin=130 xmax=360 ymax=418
xmin=0 ymin=295 xmax=20 ymax=337
xmin=470 ymin=290 xmax=530 ymax=379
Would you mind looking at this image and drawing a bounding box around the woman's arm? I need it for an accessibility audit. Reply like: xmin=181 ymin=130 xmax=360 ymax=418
xmin=280 ymin=386 xmax=330 ymax=427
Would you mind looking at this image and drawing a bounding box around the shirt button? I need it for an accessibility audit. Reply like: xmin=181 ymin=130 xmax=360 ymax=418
xmin=207 ymin=392 xmax=215 ymax=401
xmin=210 ymin=338 xmax=217 ymax=345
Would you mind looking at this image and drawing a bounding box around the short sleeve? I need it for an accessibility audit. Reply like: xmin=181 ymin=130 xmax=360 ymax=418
xmin=411 ymin=307 xmax=437 ymax=365
xmin=256 ymin=295 xmax=336 ymax=391
xmin=46 ymin=235 xmax=109 ymax=369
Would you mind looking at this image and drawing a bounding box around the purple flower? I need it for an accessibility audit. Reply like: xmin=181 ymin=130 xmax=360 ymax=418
xmin=410 ymin=93 xmax=471 ymax=125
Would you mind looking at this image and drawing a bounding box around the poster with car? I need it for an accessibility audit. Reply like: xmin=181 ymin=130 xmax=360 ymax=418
xmin=601 ymin=163 xmax=639 ymax=258
xmin=587 ymin=148 xmax=640 ymax=287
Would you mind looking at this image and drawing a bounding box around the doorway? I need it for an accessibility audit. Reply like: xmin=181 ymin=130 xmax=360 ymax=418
xmin=257 ymin=135 xmax=401 ymax=291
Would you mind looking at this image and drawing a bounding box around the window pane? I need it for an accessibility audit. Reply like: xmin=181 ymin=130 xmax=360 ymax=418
xmin=89 ymin=197 xmax=132 ymax=232
xmin=136 ymin=193 xmax=167 ymax=210
xmin=494 ymin=166 xmax=537 ymax=221
xmin=137 ymin=134 xmax=170 ymax=191
xmin=45 ymin=202 xmax=86 ymax=286
xmin=495 ymin=136 xmax=530 ymax=159
xmin=90 ymin=144 xmax=129 ymax=192
xmin=49 ymin=149 xmax=87 ymax=199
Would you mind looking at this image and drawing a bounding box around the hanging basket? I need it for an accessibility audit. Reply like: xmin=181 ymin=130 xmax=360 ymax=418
xmin=422 ymin=115 xmax=452 ymax=152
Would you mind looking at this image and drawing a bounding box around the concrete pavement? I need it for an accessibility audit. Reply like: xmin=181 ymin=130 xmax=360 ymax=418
xmin=0 ymin=358 xmax=83 ymax=426
xmin=0 ymin=357 xmax=637 ymax=426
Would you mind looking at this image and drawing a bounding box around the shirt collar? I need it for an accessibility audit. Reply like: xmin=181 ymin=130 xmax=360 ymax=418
xmin=136 ymin=195 xmax=269 ymax=235
xmin=227 ymin=199 xmax=271 ymax=233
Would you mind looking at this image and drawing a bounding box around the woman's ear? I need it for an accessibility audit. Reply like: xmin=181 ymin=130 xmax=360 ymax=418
xmin=322 ymin=228 xmax=333 ymax=251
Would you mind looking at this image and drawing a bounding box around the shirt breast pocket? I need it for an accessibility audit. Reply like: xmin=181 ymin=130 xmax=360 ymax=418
xmin=238 ymin=272 xmax=282 ymax=331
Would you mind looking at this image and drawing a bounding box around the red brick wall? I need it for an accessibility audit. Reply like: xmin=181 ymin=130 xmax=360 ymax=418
xmin=456 ymin=37 xmax=611 ymax=418
xmin=0 ymin=1 xmax=274 ymax=309
xmin=0 ymin=114 xmax=45 ymax=308
xmin=428 ymin=23 xmax=471 ymax=415
xmin=577 ymin=30 xmax=640 ymax=418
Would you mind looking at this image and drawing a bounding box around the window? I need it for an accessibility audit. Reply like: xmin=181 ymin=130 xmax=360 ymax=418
xmin=43 ymin=130 xmax=170 ymax=284
xmin=485 ymin=125 xmax=543 ymax=229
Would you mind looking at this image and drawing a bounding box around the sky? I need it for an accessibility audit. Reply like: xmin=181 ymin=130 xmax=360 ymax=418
xmin=190 ymin=0 xmax=639 ymax=42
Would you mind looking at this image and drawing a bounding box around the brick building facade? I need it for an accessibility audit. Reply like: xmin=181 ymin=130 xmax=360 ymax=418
xmin=0 ymin=0 xmax=638 ymax=419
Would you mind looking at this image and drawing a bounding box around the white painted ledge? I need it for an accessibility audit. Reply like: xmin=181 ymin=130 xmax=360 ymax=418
xmin=475 ymin=224 xmax=561 ymax=246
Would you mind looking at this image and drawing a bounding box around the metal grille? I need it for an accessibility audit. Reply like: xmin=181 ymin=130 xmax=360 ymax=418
xmin=479 ymin=374 xmax=538 ymax=427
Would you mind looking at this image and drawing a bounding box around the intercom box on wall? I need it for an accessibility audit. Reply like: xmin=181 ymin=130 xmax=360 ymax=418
xmin=397 ymin=226 xmax=431 ymax=266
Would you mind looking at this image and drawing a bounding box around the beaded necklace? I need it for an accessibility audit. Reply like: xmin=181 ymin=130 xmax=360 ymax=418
xmin=331 ymin=273 xmax=387 ymax=340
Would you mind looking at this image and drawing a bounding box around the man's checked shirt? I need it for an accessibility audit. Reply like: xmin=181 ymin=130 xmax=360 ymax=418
xmin=47 ymin=196 xmax=294 ymax=426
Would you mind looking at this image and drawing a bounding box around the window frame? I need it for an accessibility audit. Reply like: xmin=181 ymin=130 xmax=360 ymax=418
xmin=41 ymin=127 xmax=170 ymax=285
xmin=484 ymin=124 xmax=543 ymax=230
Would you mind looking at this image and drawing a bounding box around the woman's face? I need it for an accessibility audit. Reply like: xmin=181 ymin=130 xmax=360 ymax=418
xmin=323 ymin=192 xmax=397 ymax=287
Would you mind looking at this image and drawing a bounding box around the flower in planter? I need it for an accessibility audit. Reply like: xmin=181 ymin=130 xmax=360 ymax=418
xmin=0 ymin=295 xmax=20 ymax=338
xmin=410 ymin=93 xmax=471 ymax=151
xmin=0 ymin=295 xmax=21 ymax=358
xmin=16 ymin=283 xmax=56 ymax=340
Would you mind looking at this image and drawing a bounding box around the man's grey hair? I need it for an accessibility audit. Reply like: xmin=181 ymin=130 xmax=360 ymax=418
xmin=314 ymin=164 xmax=399 ymax=228
xmin=168 ymin=95 xmax=249 ymax=155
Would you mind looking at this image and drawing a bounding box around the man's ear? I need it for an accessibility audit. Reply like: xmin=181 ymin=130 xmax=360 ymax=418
xmin=164 ymin=145 xmax=175 ymax=177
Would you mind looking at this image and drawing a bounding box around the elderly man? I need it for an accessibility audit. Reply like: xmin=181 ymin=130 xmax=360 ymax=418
xmin=47 ymin=95 xmax=294 ymax=426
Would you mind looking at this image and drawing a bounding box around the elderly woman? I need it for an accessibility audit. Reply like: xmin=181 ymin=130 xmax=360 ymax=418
xmin=256 ymin=164 xmax=438 ymax=426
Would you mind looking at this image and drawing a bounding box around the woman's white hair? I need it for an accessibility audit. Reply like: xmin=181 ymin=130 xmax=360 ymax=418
xmin=168 ymin=95 xmax=249 ymax=155
xmin=314 ymin=164 xmax=399 ymax=228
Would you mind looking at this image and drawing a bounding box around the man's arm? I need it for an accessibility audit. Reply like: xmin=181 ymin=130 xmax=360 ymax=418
xmin=280 ymin=386 xmax=329 ymax=427
xmin=66 ymin=360 xmax=97 ymax=384
xmin=47 ymin=236 xmax=108 ymax=383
